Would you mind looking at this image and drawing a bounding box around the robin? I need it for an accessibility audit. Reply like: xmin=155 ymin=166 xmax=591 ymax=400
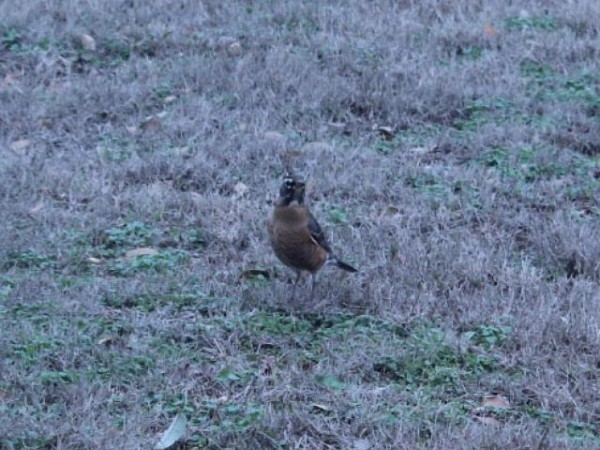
xmin=267 ymin=173 xmax=357 ymax=299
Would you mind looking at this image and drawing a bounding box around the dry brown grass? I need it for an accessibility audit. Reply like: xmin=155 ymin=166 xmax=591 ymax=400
xmin=1 ymin=1 xmax=599 ymax=448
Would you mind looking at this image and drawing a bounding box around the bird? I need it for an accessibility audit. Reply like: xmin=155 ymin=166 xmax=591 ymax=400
xmin=267 ymin=172 xmax=357 ymax=299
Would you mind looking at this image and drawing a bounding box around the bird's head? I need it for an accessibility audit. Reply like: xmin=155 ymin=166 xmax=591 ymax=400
xmin=277 ymin=172 xmax=306 ymax=206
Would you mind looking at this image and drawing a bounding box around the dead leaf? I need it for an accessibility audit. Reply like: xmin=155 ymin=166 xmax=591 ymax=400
xmin=327 ymin=121 xmax=347 ymax=130
xmin=29 ymin=201 xmax=44 ymax=214
xmin=171 ymin=146 xmax=191 ymax=157
xmin=521 ymin=387 xmax=539 ymax=401
xmin=384 ymin=206 xmax=400 ymax=217
xmin=474 ymin=415 xmax=500 ymax=426
xmin=126 ymin=125 xmax=139 ymax=136
xmin=140 ymin=115 xmax=162 ymax=131
xmin=280 ymin=149 xmax=302 ymax=159
xmin=233 ymin=182 xmax=249 ymax=198
xmin=163 ymin=95 xmax=177 ymax=104
xmin=216 ymin=36 xmax=237 ymax=49
xmin=372 ymin=205 xmax=401 ymax=224
xmin=239 ymin=269 xmax=270 ymax=281
xmin=227 ymin=41 xmax=242 ymax=56
xmin=353 ymin=439 xmax=372 ymax=450
xmin=482 ymin=394 xmax=510 ymax=409
xmin=311 ymin=403 xmax=332 ymax=413
xmin=154 ymin=413 xmax=187 ymax=450
xmin=97 ymin=336 xmax=116 ymax=346
xmin=263 ymin=131 xmax=286 ymax=144
xmin=125 ymin=247 xmax=158 ymax=259
xmin=79 ymin=33 xmax=96 ymax=51
xmin=40 ymin=119 xmax=54 ymax=130
xmin=10 ymin=139 xmax=31 ymax=152
xmin=374 ymin=125 xmax=395 ymax=140
xmin=472 ymin=394 xmax=510 ymax=425
xmin=484 ymin=23 xmax=497 ymax=38
xmin=140 ymin=113 xmax=167 ymax=131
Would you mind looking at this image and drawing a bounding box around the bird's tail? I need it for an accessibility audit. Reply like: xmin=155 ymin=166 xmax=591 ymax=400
xmin=331 ymin=256 xmax=357 ymax=273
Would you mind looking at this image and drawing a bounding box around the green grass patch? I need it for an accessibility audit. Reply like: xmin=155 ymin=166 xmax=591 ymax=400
xmin=520 ymin=62 xmax=600 ymax=110
xmin=2 ymin=27 xmax=23 ymax=51
xmin=456 ymin=45 xmax=483 ymax=60
xmin=328 ymin=207 xmax=349 ymax=224
xmin=4 ymin=249 xmax=55 ymax=270
xmin=405 ymin=172 xmax=453 ymax=205
xmin=105 ymin=249 xmax=188 ymax=276
xmin=97 ymin=136 xmax=134 ymax=162
xmin=101 ymin=221 xmax=157 ymax=250
xmin=505 ymin=15 xmax=557 ymax=31
xmin=452 ymin=98 xmax=516 ymax=131
xmin=466 ymin=324 xmax=512 ymax=350
xmin=373 ymin=326 xmax=501 ymax=389
xmin=9 ymin=336 xmax=66 ymax=367
xmin=476 ymin=146 xmax=597 ymax=186
xmin=374 ymin=137 xmax=397 ymax=155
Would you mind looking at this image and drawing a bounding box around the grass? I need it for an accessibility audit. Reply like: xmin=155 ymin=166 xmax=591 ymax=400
xmin=1 ymin=0 xmax=600 ymax=448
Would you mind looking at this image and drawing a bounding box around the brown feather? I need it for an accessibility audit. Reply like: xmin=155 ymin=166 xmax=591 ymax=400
xmin=268 ymin=205 xmax=328 ymax=274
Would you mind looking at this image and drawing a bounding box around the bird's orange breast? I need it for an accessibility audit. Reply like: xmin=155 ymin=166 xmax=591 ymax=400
xmin=268 ymin=206 xmax=328 ymax=274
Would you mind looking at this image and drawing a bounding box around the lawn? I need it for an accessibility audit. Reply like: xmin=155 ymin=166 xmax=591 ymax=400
xmin=1 ymin=1 xmax=599 ymax=448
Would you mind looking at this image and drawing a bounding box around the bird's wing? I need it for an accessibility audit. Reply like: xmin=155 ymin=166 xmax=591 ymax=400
xmin=307 ymin=212 xmax=332 ymax=253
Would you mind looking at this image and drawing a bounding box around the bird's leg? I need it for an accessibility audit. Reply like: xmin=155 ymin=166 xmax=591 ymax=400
xmin=291 ymin=270 xmax=301 ymax=300
xmin=310 ymin=273 xmax=318 ymax=301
